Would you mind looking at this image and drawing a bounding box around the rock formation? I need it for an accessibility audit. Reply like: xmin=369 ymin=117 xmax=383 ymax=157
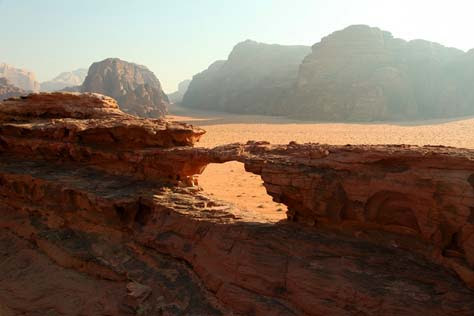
xmin=0 ymin=62 xmax=40 ymax=92
xmin=1 ymin=92 xmax=474 ymax=315
xmin=40 ymin=68 xmax=88 ymax=92
xmin=290 ymin=25 xmax=470 ymax=121
xmin=168 ymin=79 xmax=191 ymax=104
xmin=0 ymin=77 xmax=26 ymax=101
xmin=184 ymin=25 xmax=474 ymax=121
xmin=182 ymin=40 xmax=310 ymax=114
xmin=80 ymin=58 xmax=168 ymax=117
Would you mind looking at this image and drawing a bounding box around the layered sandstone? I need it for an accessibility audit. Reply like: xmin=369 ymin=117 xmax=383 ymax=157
xmin=1 ymin=93 xmax=474 ymax=315
xmin=81 ymin=58 xmax=168 ymax=117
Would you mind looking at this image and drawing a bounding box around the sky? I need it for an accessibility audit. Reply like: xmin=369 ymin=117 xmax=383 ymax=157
xmin=1 ymin=0 xmax=474 ymax=92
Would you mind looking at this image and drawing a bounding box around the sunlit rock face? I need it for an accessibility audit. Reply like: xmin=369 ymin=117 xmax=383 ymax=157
xmin=182 ymin=40 xmax=310 ymax=115
xmin=81 ymin=58 xmax=169 ymax=117
xmin=0 ymin=63 xmax=40 ymax=92
xmin=1 ymin=92 xmax=474 ymax=315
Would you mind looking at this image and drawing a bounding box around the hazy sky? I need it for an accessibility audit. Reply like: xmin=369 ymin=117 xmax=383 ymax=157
xmin=1 ymin=0 xmax=473 ymax=92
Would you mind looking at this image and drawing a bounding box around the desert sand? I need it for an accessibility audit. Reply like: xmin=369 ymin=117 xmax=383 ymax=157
xmin=168 ymin=104 xmax=474 ymax=219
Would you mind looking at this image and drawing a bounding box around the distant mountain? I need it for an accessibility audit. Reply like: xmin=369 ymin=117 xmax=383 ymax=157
xmin=183 ymin=26 xmax=474 ymax=121
xmin=0 ymin=63 xmax=40 ymax=92
xmin=0 ymin=77 xmax=27 ymax=101
xmin=289 ymin=25 xmax=471 ymax=121
xmin=40 ymin=68 xmax=87 ymax=92
xmin=80 ymin=58 xmax=168 ymax=117
xmin=182 ymin=40 xmax=310 ymax=115
xmin=168 ymin=79 xmax=191 ymax=104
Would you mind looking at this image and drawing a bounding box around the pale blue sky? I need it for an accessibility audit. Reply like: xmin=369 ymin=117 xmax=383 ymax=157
xmin=1 ymin=0 xmax=473 ymax=92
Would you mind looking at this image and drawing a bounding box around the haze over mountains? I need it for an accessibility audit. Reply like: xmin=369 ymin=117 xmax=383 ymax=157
xmin=2 ymin=24 xmax=474 ymax=121
xmin=40 ymin=68 xmax=88 ymax=92
xmin=183 ymin=40 xmax=310 ymax=115
xmin=183 ymin=25 xmax=474 ymax=121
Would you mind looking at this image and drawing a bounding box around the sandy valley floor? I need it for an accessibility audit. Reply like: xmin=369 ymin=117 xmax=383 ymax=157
xmin=168 ymin=105 xmax=474 ymax=220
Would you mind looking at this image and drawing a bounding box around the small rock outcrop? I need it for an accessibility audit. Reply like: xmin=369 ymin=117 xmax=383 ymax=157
xmin=182 ymin=40 xmax=310 ymax=114
xmin=40 ymin=68 xmax=88 ymax=92
xmin=0 ymin=77 xmax=26 ymax=100
xmin=1 ymin=93 xmax=474 ymax=315
xmin=81 ymin=58 xmax=168 ymax=117
xmin=0 ymin=62 xmax=40 ymax=92
xmin=168 ymin=79 xmax=191 ymax=104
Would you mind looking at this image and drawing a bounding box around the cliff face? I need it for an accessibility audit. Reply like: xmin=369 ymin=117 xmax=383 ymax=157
xmin=290 ymin=25 xmax=470 ymax=121
xmin=182 ymin=40 xmax=310 ymax=114
xmin=0 ymin=77 xmax=26 ymax=100
xmin=0 ymin=63 xmax=40 ymax=92
xmin=1 ymin=93 xmax=474 ymax=315
xmin=184 ymin=25 xmax=474 ymax=121
xmin=81 ymin=58 xmax=168 ymax=117
xmin=40 ymin=68 xmax=88 ymax=92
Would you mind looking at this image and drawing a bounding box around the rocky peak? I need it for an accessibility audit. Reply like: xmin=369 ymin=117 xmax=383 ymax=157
xmin=0 ymin=62 xmax=40 ymax=91
xmin=40 ymin=68 xmax=88 ymax=92
xmin=182 ymin=41 xmax=310 ymax=114
xmin=0 ymin=77 xmax=26 ymax=101
xmin=81 ymin=58 xmax=168 ymax=117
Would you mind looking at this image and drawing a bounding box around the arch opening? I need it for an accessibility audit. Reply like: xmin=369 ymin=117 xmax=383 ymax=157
xmin=198 ymin=161 xmax=287 ymax=221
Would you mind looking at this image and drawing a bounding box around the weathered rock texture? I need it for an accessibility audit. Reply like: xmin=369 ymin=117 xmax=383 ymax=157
xmin=182 ymin=40 xmax=310 ymax=114
xmin=40 ymin=68 xmax=88 ymax=92
xmin=168 ymin=79 xmax=191 ymax=104
xmin=0 ymin=63 xmax=40 ymax=92
xmin=0 ymin=77 xmax=26 ymax=101
xmin=81 ymin=58 xmax=168 ymax=117
xmin=1 ymin=92 xmax=474 ymax=315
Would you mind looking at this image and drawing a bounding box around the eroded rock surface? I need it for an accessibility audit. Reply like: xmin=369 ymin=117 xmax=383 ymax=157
xmin=0 ymin=92 xmax=473 ymax=315
xmin=81 ymin=58 xmax=169 ymax=117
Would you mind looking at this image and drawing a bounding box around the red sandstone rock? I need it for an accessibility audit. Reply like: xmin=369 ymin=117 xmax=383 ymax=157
xmin=0 ymin=92 xmax=473 ymax=315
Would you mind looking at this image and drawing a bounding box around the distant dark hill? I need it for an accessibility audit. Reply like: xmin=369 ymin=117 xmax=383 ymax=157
xmin=81 ymin=58 xmax=168 ymax=117
xmin=183 ymin=26 xmax=474 ymax=121
xmin=182 ymin=40 xmax=310 ymax=115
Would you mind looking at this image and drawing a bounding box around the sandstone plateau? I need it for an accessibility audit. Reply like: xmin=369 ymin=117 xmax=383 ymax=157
xmin=0 ymin=92 xmax=474 ymax=315
xmin=80 ymin=58 xmax=169 ymax=117
xmin=0 ymin=63 xmax=40 ymax=92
